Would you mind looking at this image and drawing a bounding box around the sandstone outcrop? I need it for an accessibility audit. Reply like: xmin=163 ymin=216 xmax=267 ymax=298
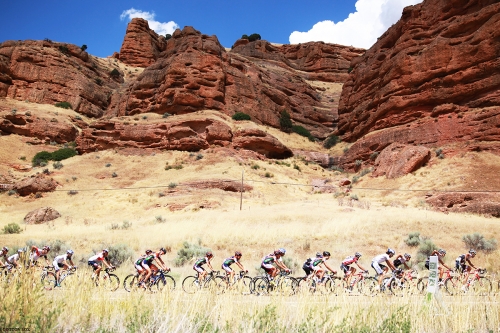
xmin=337 ymin=0 xmax=500 ymax=151
xmin=372 ymin=143 xmax=431 ymax=178
xmin=116 ymin=18 xmax=167 ymax=67
xmin=14 ymin=174 xmax=59 ymax=196
xmin=76 ymin=118 xmax=292 ymax=159
xmin=24 ymin=207 xmax=61 ymax=224
xmin=112 ymin=26 xmax=335 ymax=138
xmin=426 ymin=192 xmax=500 ymax=217
xmin=0 ymin=40 xmax=120 ymax=117
xmin=231 ymin=40 xmax=364 ymax=83
xmin=182 ymin=179 xmax=253 ymax=192
xmin=0 ymin=113 xmax=78 ymax=143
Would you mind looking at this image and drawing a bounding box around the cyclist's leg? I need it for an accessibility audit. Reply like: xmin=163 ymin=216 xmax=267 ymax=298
xmin=194 ymin=265 xmax=205 ymax=283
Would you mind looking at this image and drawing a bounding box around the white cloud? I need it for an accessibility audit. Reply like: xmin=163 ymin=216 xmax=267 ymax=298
xmin=120 ymin=8 xmax=179 ymax=36
xmin=289 ymin=0 xmax=422 ymax=49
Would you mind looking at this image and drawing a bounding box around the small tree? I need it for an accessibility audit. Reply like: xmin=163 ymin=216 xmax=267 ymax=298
xmin=110 ymin=68 xmax=120 ymax=78
xmin=232 ymin=112 xmax=251 ymax=121
xmin=248 ymin=33 xmax=261 ymax=42
xmin=81 ymin=44 xmax=88 ymax=52
xmin=279 ymin=110 xmax=293 ymax=133
xmin=165 ymin=34 xmax=172 ymax=40
xmin=55 ymin=101 xmax=72 ymax=110
xmin=324 ymin=135 xmax=340 ymax=149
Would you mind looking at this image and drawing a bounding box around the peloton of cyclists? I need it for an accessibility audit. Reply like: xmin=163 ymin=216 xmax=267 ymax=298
xmin=139 ymin=247 xmax=169 ymax=287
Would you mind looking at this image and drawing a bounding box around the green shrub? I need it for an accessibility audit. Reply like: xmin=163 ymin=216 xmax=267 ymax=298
xmin=110 ymin=68 xmax=120 ymax=77
xmin=279 ymin=110 xmax=293 ymax=133
xmin=112 ymin=172 xmax=118 ymax=178
xmin=168 ymin=182 xmax=177 ymax=189
xmin=105 ymin=244 xmax=134 ymax=267
xmin=53 ymin=161 xmax=63 ymax=170
xmin=292 ymin=125 xmax=313 ymax=141
xmin=196 ymin=154 xmax=203 ymax=160
xmin=165 ymin=34 xmax=172 ymax=40
xmin=54 ymin=101 xmax=72 ymax=109
xmin=3 ymin=223 xmax=22 ymax=234
xmin=404 ymin=232 xmax=421 ymax=247
xmin=370 ymin=151 xmax=379 ymax=160
xmin=416 ymin=238 xmax=436 ymax=266
xmin=462 ymin=233 xmax=497 ymax=253
xmin=80 ymin=44 xmax=87 ymax=51
xmin=232 ymin=112 xmax=251 ymax=121
xmin=58 ymin=45 xmax=69 ymax=55
xmin=51 ymin=148 xmax=77 ymax=161
xmin=95 ymin=78 xmax=102 ymax=86
xmin=121 ymin=220 xmax=132 ymax=230
xmin=354 ymin=160 xmax=362 ymax=167
xmin=293 ymin=164 xmax=301 ymax=172
xmin=248 ymin=33 xmax=261 ymax=42
xmin=175 ymin=241 xmax=211 ymax=266
xmin=324 ymin=135 xmax=340 ymax=149
xmin=32 ymin=151 xmax=52 ymax=166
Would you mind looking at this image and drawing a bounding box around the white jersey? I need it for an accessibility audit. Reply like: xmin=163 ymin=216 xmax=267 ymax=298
xmin=30 ymin=247 xmax=47 ymax=262
xmin=54 ymin=254 xmax=71 ymax=264
xmin=7 ymin=253 xmax=20 ymax=263
xmin=372 ymin=254 xmax=390 ymax=264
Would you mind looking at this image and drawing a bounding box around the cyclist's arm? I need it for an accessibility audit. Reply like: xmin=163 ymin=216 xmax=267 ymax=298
xmin=236 ymin=262 xmax=246 ymax=271
xmin=386 ymin=260 xmax=396 ymax=271
xmin=438 ymin=258 xmax=451 ymax=270
xmin=355 ymin=262 xmax=366 ymax=271
xmin=404 ymin=262 xmax=410 ymax=270
xmin=103 ymin=258 xmax=113 ymax=268
xmin=323 ymin=262 xmax=336 ymax=274
xmin=276 ymin=261 xmax=289 ymax=271
xmin=207 ymin=261 xmax=213 ymax=271
xmin=466 ymin=258 xmax=476 ymax=269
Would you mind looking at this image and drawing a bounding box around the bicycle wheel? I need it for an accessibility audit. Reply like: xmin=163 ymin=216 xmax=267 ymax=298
xmin=278 ymin=276 xmax=298 ymax=296
xmin=182 ymin=276 xmax=199 ymax=294
xmin=380 ymin=277 xmax=392 ymax=295
xmin=389 ymin=278 xmax=408 ymax=297
xmin=42 ymin=271 xmax=57 ymax=291
xmin=416 ymin=277 xmax=428 ymax=294
xmin=358 ymin=277 xmax=378 ymax=296
xmin=156 ymin=275 xmax=176 ymax=292
xmin=123 ymin=274 xmax=138 ymax=292
xmin=252 ymin=277 xmax=270 ymax=296
xmin=237 ymin=276 xmax=253 ymax=295
xmin=472 ymin=277 xmax=492 ymax=296
xmin=297 ymin=277 xmax=314 ymax=294
xmin=101 ymin=274 xmax=120 ymax=292
xmin=444 ymin=277 xmax=461 ymax=295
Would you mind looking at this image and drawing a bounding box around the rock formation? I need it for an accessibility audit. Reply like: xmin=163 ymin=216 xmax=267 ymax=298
xmin=372 ymin=143 xmax=431 ymax=178
xmin=0 ymin=113 xmax=78 ymax=143
xmin=24 ymin=207 xmax=61 ymax=224
xmin=76 ymin=117 xmax=293 ymax=159
xmin=426 ymin=192 xmax=500 ymax=217
xmin=337 ymin=0 xmax=500 ymax=158
xmin=0 ymin=40 xmax=121 ymax=117
xmin=116 ymin=18 xmax=167 ymax=67
xmin=14 ymin=174 xmax=59 ymax=196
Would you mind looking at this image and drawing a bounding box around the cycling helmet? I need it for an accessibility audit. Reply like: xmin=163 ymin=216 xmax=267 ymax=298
xmin=17 ymin=249 xmax=24 ymax=253
xmin=145 ymin=249 xmax=152 ymax=254
xmin=43 ymin=246 xmax=50 ymax=251
xmin=355 ymin=252 xmax=362 ymax=258
xmin=2 ymin=246 xmax=8 ymax=252
xmin=404 ymin=253 xmax=411 ymax=260
xmin=387 ymin=248 xmax=395 ymax=255
xmin=102 ymin=249 xmax=109 ymax=254
xmin=323 ymin=251 xmax=331 ymax=257
xmin=235 ymin=251 xmax=242 ymax=256
xmin=274 ymin=250 xmax=281 ymax=256
xmin=159 ymin=247 xmax=166 ymax=254
xmin=316 ymin=252 xmax=322 ymax=257
xmin=67 ymin=249 xmax=74 ymax=255
xmin=206 ymin=251 xmax=213 ymax=257
xmin=279 ymin=248 xmax=286 ymax=255
xmin=469 ymin=249 xmax=477 ymax=256
xmin=438 ymin=249 xmax=446 ymax=255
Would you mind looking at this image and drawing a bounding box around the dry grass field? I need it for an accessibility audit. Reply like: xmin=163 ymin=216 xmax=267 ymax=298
xmin=1 ymin=98 xmax=499 ymax=332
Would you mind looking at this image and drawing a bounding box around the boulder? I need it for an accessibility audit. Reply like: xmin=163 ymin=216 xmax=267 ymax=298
xmin=232 ymin=128 xmax=293 ymax=159
xmin=372 ymin=143 xmax=431 ymax=178
xmin=24 ymin=207 xmax=61 ymax=224
xmin=426 ymin=192 xmax=500 ymax=217
xmin=14 ymin=174 xmax=59 ymax=196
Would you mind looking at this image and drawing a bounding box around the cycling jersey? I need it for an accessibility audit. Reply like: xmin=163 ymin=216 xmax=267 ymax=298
xmin=262 ymin=253 xmax=281 ymax=265
xmin=194 ymin=257 xmax=210 ymax=267
xmin=31 ymin=247 xmax=47 ymax=262
xmin=88 ymin=253 xmax=106 ymax=262
xmin=223 ymin=256 xmax=238 ymax=267
xmin=143 ymin=253 xmax=161 ymax=265
xmin=342 ymin=256 xmax=358 ymax=266
xmin=456 ymin=253 xmax=471 ymax=264
xmin=7 ymin=253 xmax=19 ymax=263
xmin=393 ymin=257 xmax=407 ymax=268
xmin=372 ymin=254 xmax=390 ymax=264
xmin=53 ymin=254 xmax=71 ymax=264
xmin=311 ymin=257 xmax=325 ymax=267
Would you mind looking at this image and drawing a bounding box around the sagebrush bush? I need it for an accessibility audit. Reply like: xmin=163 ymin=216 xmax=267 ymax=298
xmin=175 ymin=241 xmax=211 ymax=266
xmin=53 ymin=161 xmax=63 ymax=170
xmin=462 ymin=233 xmax=497 ymax=253
xmin=232 ymin=112 xmax=251 ymax=121
xmin=404 ymin=232 xmax=421 ymax=247
xmin=32 ymin=151 xmax=52 ymax=166
xmin=104 ymin=244 xmax=133 ymax=267
xmin=55 ymin=101 xmax=72 ymax=109
xmin=416 ymin=238 xmax=436 ymax=265
xmin=51 ymin=148 xmax=77 ymax=161
xmin=292 ymin=125 xmax=314 ymax=141
xmin=323 ymin=135 xmax=340 ymax=149
xmin=3 ymin=223 xmax=22 ymax=234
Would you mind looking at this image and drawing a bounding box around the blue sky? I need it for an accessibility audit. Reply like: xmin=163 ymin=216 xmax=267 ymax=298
xmin=0 ymin=0 xmax=421 ymax=58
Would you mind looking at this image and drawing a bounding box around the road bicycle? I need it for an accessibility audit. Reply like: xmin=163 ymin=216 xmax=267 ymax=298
xmin=297 ymin=271 xmax=341 ymax=294
xmin=217 ymin=270 xmax=253 ymax=295
xmin=384 ymin=269 xmax=419 ymax=296
xmin=42 ymin=266 xmax=77 ymax=290
xmin=445 ymin=268 xmax=492 ymax=296
xmin=340 ymin=270 xmax=378 ymax=296
xmin=124 ymin=269 xmax=176 ymax=292
xmin=252 ymin=270 xmax=298 ymax=296
xmin=93 ymin=267 xmax=120 ymax=292
xmin=182 ymin=270 xmax=225 ymax=294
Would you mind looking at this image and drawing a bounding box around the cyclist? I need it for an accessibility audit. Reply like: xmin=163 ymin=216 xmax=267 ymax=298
xmin=302 ymin=252 xmax=323 ymax=279
xmin=0 ymin=247 xmax=9 ymax=268
xmin=6 ymin=249 xmax=24 ymax=270
xmin=456 ymin=249 xmax=478 ymax=289
xmin=193 ymin=251 xmax=214 ymax=284
xmin=30 ymin=245 xmax=51 ymax=267
xmin=140 ymin=247 xmax=169 ymax=287
xmin=310 ymin=251 xmax=337 ymax=285
xmin=222 ymin=251 xmax=247 ymax=283
xmin=371 ymin=248 xmax=396 ymax=287
xmin=261 ymin=248 xmax=290 ymax=279
xmin=88 ymin=249 xmax=114 ymax=280
xmin=133 ymin=249 xmax=153 ymax=281
xmin=393 ymin=253 xmax=411 ymax=270
xmin=340 ymin=252 xmax=367 ymax=285
xmin=53 ymin=249 xmax=75 ymax=286
xmin=425 ymin=249 xmax=452 ymax=283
